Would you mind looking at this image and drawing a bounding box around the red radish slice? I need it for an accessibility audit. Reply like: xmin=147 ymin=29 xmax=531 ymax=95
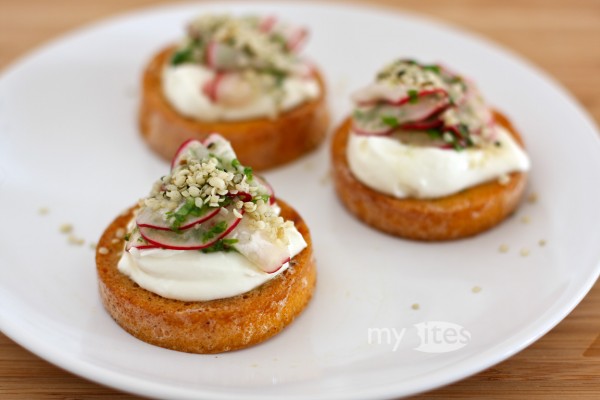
xmin=391 ymin=88 xmax=447 ymax=106
xmin=202 ymin=72 xmax=225 ymax=102
xmin=205 ymin=41 xmax=218 ymax=69
xmin=446 ymin=125 xmax=466 ymax=140
xmin=126 ymin=229 xmax=158 ymax=251
xmin=205 ymin=42 xmax=241 ymax=71
xmin=202 ymin=132 xmax=228 ymax=148
xmin=203 ymin=133 xmax=239 ymax=170
xmin=171 ymin=139 xmax=209 ymax=170
xmin=171 ymin=139 xmax=198 ymax=170
xmin=254 ymin=176 xmax=275 ymax=205
xmin=136 ymin=206 xmax=220 ymax=231
xmin=400 ymin=103 xmax=447 ymax=129
xmin=351 ymin=121 xmax=393 ymax=136
xmin=139 ymin=208 xmax=242 ymax=250
xmin=259 ymin=15 xmax=277 ymax=33
xmin=286 ymin=27 xmax=308 ymax=52
xmin=295 ymin=61 xmax=315 ymax=79
xmin=401 ymin=117 xmax=443 ymax=130
xmin=227 ymin=217 xmax=290 ymax=273
xmin=355 ymin=87 xmax=448 ymax=107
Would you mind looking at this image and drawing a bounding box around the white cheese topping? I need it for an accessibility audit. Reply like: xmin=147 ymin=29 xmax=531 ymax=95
xmin=162 ymin=64 xmax=320 ymax=121
xmin=117 ymin=224 xmax=306 ymax=301
xmin=347 ymin=126 xmax=531 ymax=199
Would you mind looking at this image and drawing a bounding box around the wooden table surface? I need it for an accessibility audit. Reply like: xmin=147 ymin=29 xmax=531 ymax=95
xmin=1 ymin=0 xmax=599 ymax=398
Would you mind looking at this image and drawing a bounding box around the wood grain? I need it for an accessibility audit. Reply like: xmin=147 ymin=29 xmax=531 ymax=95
xmin=1 ymin=0 xmax=599 ymax=398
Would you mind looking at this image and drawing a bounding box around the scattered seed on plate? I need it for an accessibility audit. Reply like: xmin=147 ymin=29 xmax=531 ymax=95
xmin=472 ymin=286 xmax=482 ymax=294
xmin=411 ymin=303 xmax=420 ymax=310
xmin=520 ymin=248 xmax=530 ymax=257
xmin=89 ymin=242 xmax=97 ymax=250
xmin=319 ymin=170 xmax=332 ymax=186
xmin=38 ymin=207 xmax=49 ymax=215
xmin=539 ymin=239 xmax=547 ymax=247
xmin=59 ymin=223 xmax=73 ymax=234
xmin=527 ymin=192 xmax=538 ymax=204
xmin=67 ymin=235 xmax=85 ymax=246
xmin=520 ymin=215 xmax=531 ymax=224
xmin=498 ymin=244 xmax=509 ymax=253
xmin=98 ymin=247 xmax=109 ymax=255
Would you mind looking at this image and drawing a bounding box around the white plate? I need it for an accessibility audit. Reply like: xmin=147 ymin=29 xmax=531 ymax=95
xmin=1 ymin=2 xmax=599 ymax=399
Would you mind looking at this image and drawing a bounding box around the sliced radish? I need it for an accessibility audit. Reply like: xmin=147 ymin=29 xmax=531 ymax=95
xmin=125 ymin=229 xmax=158 ymax=251
xmin=139 ymin=208 xmax=242 ymax=250
xmin=401 ymin=117 xmax=443 ymax=130
xmin=205 ymin=41 xmax=218 ymax=69
xmin=254 ymin=175 xmax=275 ymax=205
xmin=293 ymin=60 xmax=315 ymax=79
xmin=285 ymin=27 xmax=308 ymax=52
xmin=227 ymin=217 xmax=290 ymax=273
xmin=202 ymin=71 xmax=225 ymax=102
xmin=259 ymin=15 xmax=277 ymax=33
xmin=202 ymin=133 xmax=224 ymax=147
xmin=351 ymin=121 xmax=393 ymax=136
xmin=209 ymin=73 xmax=258 ymax=107
xmin=136 ymin=205 xmax=220 ymax=231
xmin=171 ymin=139 xmax=209 ymax=170
xmin=359 ymin=87 xmax=448 ymax=108
xmin=352 ymin=93 xmax=449 ymax=136
xmin=203 ymin=134 xmax=238 ymax=170
xmin=205 ymin=41 xmax=241 ymax=70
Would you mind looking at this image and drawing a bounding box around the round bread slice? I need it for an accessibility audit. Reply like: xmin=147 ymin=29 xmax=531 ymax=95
xmin=139 ymin=47 xmax=330 ymax=171
xmin=331 ymin=111 xmax=528 ymax=241
xmin=96 ymin=200 xmax=316 ymax=353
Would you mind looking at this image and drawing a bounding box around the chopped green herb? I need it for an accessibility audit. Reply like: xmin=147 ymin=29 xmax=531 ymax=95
xmin=253 ymin=194 xmax=271 ymax=204
xmin=271 ymin=33 xmax=287 ymax=48
xmin=202 ymin=221 xmax=228 ymax=242
xmin=242 ymin=43 xmax=255 ymax=56
xmin=231 ymin=158 xmax=241 ymax=169
xmin=353 ymin=109 xmax=367 ymax=120
xmin=263 ymin=67 xmax=287 ymax=87
xmin=208 ymin=153 xmax=223 ymax=163
xmin=381 ymin=116 xmax=399 ymax=128
xmin=495 ymin=141 xmax=502 ymax=147
xmin=426 ymin=129 xmax=442 ymax=139
xmin=407 ymin=89 xmax=419 ymax=104
xmin=243 ymin=166 xmax=253 ymax=180
xmin=376 ymin=71 xmax=390 ymax=81
xmin=171 ymin=47 xmax=195 ymax=66
xmin=452 ymin=142 xmax=465 ymax=151
xmin=423 ymin=64 xmax=441 ymax=74
xmin=123 ymin=233 xmax=131 ymax=241
xmin=167 ymin=197 xmax=210 ymax=230
xmin=201 ymin=238 xmax=239 ymax=253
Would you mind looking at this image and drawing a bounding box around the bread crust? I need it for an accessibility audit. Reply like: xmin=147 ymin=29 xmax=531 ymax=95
xmin=96 ymin=200 xmax=316 ymax=353
xmin=330 ymin=111 xmax=528 ymax=241
xmin=139 ymin=47 xmax=330 ymax=171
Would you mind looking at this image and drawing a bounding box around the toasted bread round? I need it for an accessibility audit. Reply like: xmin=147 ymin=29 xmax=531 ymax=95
xmin=331 ymin=111 xmax=528 ymax=241
xmin=96 ymin=200 xmax=316 ymax=353
xmin=139 ymin=47 xmax=330 ymax=171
